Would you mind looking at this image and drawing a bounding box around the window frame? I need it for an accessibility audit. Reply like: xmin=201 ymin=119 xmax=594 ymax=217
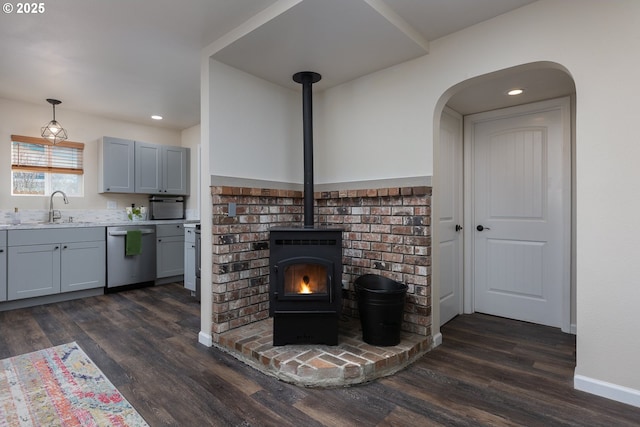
xmin=10 ymin=134 xmax=85 ymax=196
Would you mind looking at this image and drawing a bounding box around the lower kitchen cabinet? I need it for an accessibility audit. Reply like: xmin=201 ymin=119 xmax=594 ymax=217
xmin=61 ymin=240 xmax=106 ymax=292
xmin=157 ymin=224 xmax=184 ymax=278
xmin=0 ymin=231 xmax=6 ymax=302
xmin=8 ymin=243 xmax=61 ymax=300
xmin=7 ymin=227 xmax=105 ymax=301
xmin=184 ymin=225 xmax=196 ymax=291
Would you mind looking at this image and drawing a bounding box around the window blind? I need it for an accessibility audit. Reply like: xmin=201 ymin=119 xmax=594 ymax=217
xmin=11 ymin=134 xmax=84 ymax=175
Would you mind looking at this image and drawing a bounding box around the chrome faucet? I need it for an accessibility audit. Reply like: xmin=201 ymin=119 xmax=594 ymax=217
xmin=49 ymin=190 xmax=69 ymax=223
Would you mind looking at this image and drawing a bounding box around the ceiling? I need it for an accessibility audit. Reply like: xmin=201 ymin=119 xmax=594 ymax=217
xmin=447 ymin=66 xmax=576 ymax=115
xmin=0 ymin=0 xmax=563 ymax=131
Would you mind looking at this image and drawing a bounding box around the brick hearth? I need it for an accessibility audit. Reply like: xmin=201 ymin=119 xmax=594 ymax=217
xmin=208 ymin=183 xmax=432 ymax=386
xmin=217 ymin=316 xmax=430 ymax=387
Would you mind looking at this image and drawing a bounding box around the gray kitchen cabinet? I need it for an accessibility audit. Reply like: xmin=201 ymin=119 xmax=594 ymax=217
xmin=8 ymin=243 xmax=61 ymax=300
xmin=135 ymin=141 xmax=161 ymax=194
xmin=7 ymin=228 xmax=105 ymax=301
xmin=156 ymin=224 xmax=185 ymax=278
xmin=184 ymin=226 xmax=196 ymax=291
xmin=135 ymin=142 xmax=189 ymax=195
xmin=61 ymin=240 xmax=106 ymax=292
xmin=163 ymin=145 xmax=190 ymax=195
xmin=98 ymin=136 xmax=135 ymax=193
xmin=0 ymin=231 xmax=7 ymax=302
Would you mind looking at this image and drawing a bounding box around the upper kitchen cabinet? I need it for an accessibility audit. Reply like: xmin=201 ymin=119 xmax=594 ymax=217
xmin=99 ymin=137 xmax=190 ymax=195
xmin=98 ymin=136 xmax=135 ymax=193
xmin=135 ymin=142 xmax=190 ymax=195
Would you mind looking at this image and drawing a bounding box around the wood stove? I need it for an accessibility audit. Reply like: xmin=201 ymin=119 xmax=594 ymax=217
xmin=269 ymin=227 xmax=342 ymax=345
xmin=268 ymin=71 xmax=343 ymax=346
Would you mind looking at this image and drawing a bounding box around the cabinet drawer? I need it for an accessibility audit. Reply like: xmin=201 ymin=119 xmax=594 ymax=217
xmin=157 ymin=223 xmax=184 ymax=237
xmin=9 ymin=227 xmax=105 ymax=246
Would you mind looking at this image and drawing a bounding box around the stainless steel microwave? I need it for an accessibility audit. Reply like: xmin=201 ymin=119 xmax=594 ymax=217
xmin=149 ymin=196 xmax=184 ymax=220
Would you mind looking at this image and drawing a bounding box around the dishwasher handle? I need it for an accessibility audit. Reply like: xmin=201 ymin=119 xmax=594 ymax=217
xmin=108 ymin=229 xmax=155 ymax=236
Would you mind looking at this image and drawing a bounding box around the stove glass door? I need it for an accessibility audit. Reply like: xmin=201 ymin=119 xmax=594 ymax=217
xmin=283 ymin=263 xmax=328 ymax=296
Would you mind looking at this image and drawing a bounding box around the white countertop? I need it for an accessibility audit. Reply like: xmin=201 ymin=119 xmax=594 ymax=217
xmin=0 ymin=219 xmax=199 ymax=230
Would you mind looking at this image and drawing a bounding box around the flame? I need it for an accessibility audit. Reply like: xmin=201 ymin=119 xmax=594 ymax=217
xmin=299 ymin=281 xmax=312 ymax=294
xmin=299 ymin=275 xmax=313 ymax=293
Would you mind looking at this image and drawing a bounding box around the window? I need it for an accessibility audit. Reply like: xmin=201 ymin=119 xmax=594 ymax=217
xmin=11 ymin=134 xmax=84 ymax=196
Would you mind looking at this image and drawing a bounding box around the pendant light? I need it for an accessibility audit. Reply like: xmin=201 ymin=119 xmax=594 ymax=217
xmin=41 ymin=98 xmax=68 ymax=144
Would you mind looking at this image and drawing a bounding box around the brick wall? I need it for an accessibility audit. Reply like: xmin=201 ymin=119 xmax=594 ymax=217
xmin=209 ymin=185 xmax=431 ymax=343
xmin=317 ymin=187 xmax=432 ymax=337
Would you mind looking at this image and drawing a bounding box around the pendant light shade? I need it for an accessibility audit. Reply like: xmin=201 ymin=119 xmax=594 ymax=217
xmin=41 ymin=98 xmax=68 ymax=144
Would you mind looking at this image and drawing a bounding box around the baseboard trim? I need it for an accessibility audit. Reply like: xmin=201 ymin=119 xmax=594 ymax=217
xmin=198 ymin=331 xmax=213 ymax=347
xmin=574 ymin=374 xmax=640 ymax=408
xmin=432 ymin=332 xmax=443 ymax=348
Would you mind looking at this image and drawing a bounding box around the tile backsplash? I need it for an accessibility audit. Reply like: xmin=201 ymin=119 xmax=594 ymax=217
xmin=0 ymin=208 xmax=199 ymax=224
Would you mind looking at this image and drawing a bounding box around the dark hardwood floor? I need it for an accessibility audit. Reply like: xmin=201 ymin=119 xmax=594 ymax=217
xmin=1 ymin=284 xmax=639 ymax=426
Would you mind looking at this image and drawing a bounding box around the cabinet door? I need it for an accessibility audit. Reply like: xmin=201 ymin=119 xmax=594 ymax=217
xmin=163 ymin=146 xmax=189 ymax=195
xmin=135 ymin=141 xmax=162 ymax=193
xmin=61 ymin=241 xmax=106 ymax=292
xmin=8 ymin=244 xmax=61 ymax=300
xmin=184 ymin=238 xmax=196 ymax=291
xmin=99 ymin=137 xmax=135 ymax=193
xmin=0 ymin=245 xmax=6 ymax=302
xmin=157 ymin=236 xmax=185 ymax=278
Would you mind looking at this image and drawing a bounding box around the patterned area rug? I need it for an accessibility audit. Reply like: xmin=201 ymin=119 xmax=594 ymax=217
xmin=0 ymin=342 xmax=148 ymax=427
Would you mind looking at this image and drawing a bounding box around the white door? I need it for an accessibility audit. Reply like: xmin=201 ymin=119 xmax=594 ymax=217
xmin=438 ymin=108 xmax=464 ymax=326
xmin=466 ymin=98 xmax=570 ymax=330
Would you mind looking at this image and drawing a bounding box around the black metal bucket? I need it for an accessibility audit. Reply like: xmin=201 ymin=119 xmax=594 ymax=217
xmin=355 ymin=274 xmax=408 ymax=346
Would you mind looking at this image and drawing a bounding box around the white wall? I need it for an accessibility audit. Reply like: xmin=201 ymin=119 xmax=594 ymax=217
xmin=209 ymin=60 xmax=302 ymax=184
xmin=317 ymin=58 xmax=432 ymax=184
xmin=205 ymin=0 xmax=640 ymax=403
xmin=319 ymin=0 xmax=640 ymax=400
xmin=0 ymin=97 xmax=182 ymax=213
xmin=181 ymin=123 xmax=200 ymax=219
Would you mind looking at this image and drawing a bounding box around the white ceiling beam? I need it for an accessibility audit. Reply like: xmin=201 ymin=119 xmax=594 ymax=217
xmin=363 ymin=0 xmax=430 ymax=54
xmin=203 ymin=0 xmax=303 ymax=58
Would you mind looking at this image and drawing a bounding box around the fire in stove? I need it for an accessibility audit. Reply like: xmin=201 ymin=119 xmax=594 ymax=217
xmin=299 ymin=279 xmax=312 ymax=294
xmin=285 ymin=264 xmax=327 ymax=295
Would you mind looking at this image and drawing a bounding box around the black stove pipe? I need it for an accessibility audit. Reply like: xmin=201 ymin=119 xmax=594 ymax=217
xmin=293 ymin=71 xmax=321 ymax=228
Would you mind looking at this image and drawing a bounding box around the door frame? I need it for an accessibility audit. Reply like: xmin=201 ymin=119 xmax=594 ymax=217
xmin=462 ymin=97 xmax=572 ymax=333
xmin=438 ymin=107 xmax=464 ymax=326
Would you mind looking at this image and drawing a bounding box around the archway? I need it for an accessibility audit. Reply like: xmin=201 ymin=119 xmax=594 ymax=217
xmin=431 ymin=62 xmax=577 ymax=344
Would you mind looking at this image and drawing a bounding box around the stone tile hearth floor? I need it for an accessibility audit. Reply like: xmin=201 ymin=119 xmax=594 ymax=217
xmin=216 ymin=317 xmax=431 ymax=387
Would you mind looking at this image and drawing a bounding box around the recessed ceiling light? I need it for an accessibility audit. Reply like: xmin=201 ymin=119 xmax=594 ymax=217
xmin=507 ymin=88 xmax=524 ymax=96
xmin=151 ymin=115 xmax=163 ymax=120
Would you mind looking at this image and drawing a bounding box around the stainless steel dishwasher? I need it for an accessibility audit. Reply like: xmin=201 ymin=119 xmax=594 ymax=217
xmin=106 ymin=225 xmax=156 ymax=289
